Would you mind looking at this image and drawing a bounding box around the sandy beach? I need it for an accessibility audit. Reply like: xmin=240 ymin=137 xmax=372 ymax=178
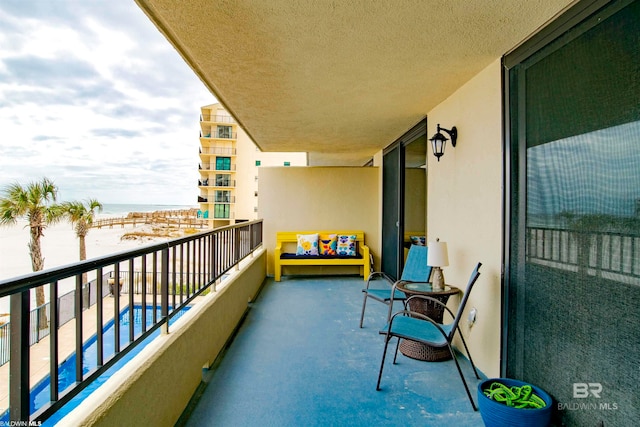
xmin=0 ymin=216 xmax=180 ymax=314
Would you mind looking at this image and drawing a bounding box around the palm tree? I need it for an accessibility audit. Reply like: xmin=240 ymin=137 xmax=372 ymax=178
xmin=0 ymin=177 xmax=64 ymax=317
xmin=60 ymin=199 xmax=103 ymax=285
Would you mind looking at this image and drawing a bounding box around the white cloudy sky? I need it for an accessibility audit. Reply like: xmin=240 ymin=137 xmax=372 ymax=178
xmin=0 ymin=1 xmax=215 ymax=205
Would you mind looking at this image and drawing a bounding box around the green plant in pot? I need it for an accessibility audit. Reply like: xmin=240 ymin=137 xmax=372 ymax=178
xmin=477 ymin=378 xmax=552 ymax=427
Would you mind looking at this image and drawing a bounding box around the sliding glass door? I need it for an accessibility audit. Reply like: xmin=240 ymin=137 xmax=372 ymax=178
xmin=382 ymin=119 xmax=426 ymax=279
xmin=504 ymin=1 xmax=639 ymax=424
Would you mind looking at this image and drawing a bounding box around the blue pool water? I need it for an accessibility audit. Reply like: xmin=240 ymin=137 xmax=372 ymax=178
xmin=1 ymin=305 xmax=190 ymax=425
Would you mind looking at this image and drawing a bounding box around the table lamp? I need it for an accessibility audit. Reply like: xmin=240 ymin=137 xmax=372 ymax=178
xmin=428 ymin=238 xmax=449 ymax=290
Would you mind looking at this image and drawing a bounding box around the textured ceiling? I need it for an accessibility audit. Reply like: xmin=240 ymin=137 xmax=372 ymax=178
xmin=136 ymin=0 xmax=574 ymax=165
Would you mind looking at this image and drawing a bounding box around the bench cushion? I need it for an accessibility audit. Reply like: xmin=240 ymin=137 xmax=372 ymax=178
xmin=280 ymin=253 xmax=363 ymax=260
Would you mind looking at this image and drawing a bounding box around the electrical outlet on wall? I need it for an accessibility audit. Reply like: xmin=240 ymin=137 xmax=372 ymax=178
xmin=468 ymin=307 xmax=478 ymax=328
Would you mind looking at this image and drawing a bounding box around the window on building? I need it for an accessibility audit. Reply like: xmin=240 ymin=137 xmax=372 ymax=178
xmin=284 ymin=161 xmax=291 ymax=166
xmin=216 ymin=125 xmax=232 ymax=138
xmin=215 ymin=174 xmax=231 ymax=186
xmin=214 ymin=204 xmax=230 ymax=219
xmin=216 ymin=157 xmax=231 ymax=170
xmin=215 ymin=191 xmax=231 ymax=203
xmin=255 ymin=160 xmax=261 ymax=166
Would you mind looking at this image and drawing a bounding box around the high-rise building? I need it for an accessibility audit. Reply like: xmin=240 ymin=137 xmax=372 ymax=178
xmin=198 ymin=103 xmax=306 ymax=228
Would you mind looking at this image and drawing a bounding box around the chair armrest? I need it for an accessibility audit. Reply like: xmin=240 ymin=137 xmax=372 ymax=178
xmin=274 ymin=242 xmax=283 ymax=258
xmin=364 ymin=271 xmax=395 ymax=290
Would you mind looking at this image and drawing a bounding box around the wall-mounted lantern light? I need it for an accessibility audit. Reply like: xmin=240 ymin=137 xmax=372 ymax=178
xmin=429 ymin=124 xmax=457 ymax=161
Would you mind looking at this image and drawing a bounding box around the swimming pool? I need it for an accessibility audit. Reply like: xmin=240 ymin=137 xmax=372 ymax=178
xmin=1 ymin=304 xmax=190 ymax=425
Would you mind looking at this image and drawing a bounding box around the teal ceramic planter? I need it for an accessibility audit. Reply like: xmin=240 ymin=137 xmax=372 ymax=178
xmin=478 ymin=378 xmax=553 ymax=427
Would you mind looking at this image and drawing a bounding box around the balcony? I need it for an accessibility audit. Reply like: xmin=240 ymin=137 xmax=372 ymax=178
xmin=197 ymin=194 xmax=236 ymax=204
xmin=0 ymin=218 xmax=489 ymax=425
xmin=198 ymin=179 xmax=236 ymax=189
xmin=215 ymin=196 xmax=235 ymax=203
xmin=181 ymin=276 xmax=484 ymax=426
xmin=198 ymin=148 xmax=237 ymax=156
xmin=213 ymin=180 xmax=236 ymax=188
xmin=200 ymin=114 xmax=236 ymax=125
xmin=199 ymin=131 xmax=237 ymax=140
xmin=0 ymin=221 xmax=263 ymax=424
xmin=198 ymin=164 xmax=236 ymax=172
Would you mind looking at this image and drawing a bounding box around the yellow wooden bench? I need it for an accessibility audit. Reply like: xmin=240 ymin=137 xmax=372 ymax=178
xmin=274 ymin=231 xmax=371 ymax=281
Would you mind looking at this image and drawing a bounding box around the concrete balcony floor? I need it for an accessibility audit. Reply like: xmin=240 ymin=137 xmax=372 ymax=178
xmin=182 ymin=276 xmax=484 ymax=426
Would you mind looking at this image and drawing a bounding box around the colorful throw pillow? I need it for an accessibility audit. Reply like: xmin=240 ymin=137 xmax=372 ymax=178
xmin=336 ymin=234 xmax=356 ymax=256
xmin=410 ymin=236 xmax=426 ymax=246
xmin=296 ymin=233 xmax=319 ymax=255
xmin=319 ymin=233 xmax=337 ymax=255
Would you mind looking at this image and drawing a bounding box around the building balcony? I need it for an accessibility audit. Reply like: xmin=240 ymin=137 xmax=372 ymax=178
xmin=198 ymin=164 xmax=236 ymax=172
xmin=197 ymin=179 xmax=236 ymax=188
xmin=0 ymin=221 xmax=264 ymax=424
xmin=197 ymin=195 xmax=236 ymax=203
xmin=0 ymin=222 xmax=484 ymax=425
xmin=199 ymin=131 xmax=237 ymax=140
xmin=200 ymin=114 xmax=236 ymax=125
xmin=5 ymin=207 xmax=637 ymax=424
xmin=217 ymin=180 xmax=236 ymax=188
xmin=198 ymin=147 xmax=237 ymax=156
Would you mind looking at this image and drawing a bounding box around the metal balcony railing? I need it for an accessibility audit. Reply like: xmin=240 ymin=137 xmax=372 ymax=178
xmin=214 ymin=196 xmax=236 ymax=203
xmin=199 ymin=131 xmax=237 ymax=139
xmin=526 ymin=226 xmax=640 ymax=281
xmin=199 ymin=148 xmax=237 ymax=156
xmin=200 ymin=114 xmax=236 ymax=124
xmin=198 ymin=164 xmax=236 ymax=172
xmin=198 ymin=179 xmax=237 ymax=188
xmin=197 ymin=194 xmax=235 ymax=204
xmin=0 ymin=220 xmax=263 ymax=423
xmin=0 ymin=270 xmax=214 ymax=367
xmin=216 ymin=180 xmax=236 ymax=187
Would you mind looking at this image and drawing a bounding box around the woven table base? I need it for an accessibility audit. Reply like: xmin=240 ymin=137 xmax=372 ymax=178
xmin=399 ymin=339 xmax=452 ymax=362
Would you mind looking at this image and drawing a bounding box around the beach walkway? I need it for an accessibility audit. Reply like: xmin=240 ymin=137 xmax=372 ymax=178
xmin=91 ymin=209 xmax=208 ymax=230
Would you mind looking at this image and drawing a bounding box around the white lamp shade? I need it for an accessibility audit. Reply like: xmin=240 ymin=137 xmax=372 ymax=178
xmin=427 ymin=240 xmax=449 ymax=267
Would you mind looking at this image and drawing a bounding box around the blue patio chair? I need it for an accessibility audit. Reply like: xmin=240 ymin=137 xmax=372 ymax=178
xmin=359 ymin=244 xmax=431 ymax=328
xmin=376 ymin=262 xmax=482 ymax=411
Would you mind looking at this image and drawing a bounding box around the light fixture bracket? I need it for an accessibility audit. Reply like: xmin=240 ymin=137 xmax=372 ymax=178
xmin=439 ymin=125 xmax=457 ymax=147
